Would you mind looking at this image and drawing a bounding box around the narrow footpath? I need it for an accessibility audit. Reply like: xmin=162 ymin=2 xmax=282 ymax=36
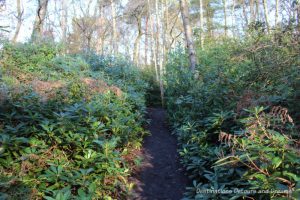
xmin=131 ymin=108 xmax=187 ymax=200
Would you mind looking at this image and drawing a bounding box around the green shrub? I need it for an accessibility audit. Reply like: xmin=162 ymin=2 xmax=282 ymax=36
xmin=165 ymin=32 xmax=300 ymax=199
xmin=1 ymin=42 xmax=58 ymax=71
xmin=0 ymin=42 xmax=148 ymax=199
xmin=83 ymin=52 xmax=149 ymax=113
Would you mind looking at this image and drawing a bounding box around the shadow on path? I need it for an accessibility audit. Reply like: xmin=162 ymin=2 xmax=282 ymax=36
xmin=131 ymin=108 xmax=187 ymax=200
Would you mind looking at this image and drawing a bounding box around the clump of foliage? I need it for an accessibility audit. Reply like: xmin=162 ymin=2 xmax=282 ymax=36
xmin=0 ymin=43 xmax=148 ymax=199
xmin=165 ymin=30 xmax=300 ymax=199
xmin=141 ymin=67 xmax=162 ymax=107
xmin=81 ymin=52 xmax=149 ymax=113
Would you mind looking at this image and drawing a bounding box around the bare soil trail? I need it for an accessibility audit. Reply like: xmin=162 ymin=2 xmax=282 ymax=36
xmin=131 ymin=108 xmax=187 ymax=200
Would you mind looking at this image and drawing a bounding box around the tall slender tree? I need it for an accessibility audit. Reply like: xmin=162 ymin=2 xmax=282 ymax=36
xmin=144 ymin=16 xmax=149 ymax=66
xmin=199 ymin=0 xmax=204 ymax=48
xmin=255 ymin=0 xmax=260 ymax=21
xmin=156 ymin=0 xmax=164 ymax=105
xmin=262 ymin=0 xmax=270 ymax=33
xmin=147 ymin=0 xmax=159 ymax=81
xmin=31 ymin=0 xmax=49 ymax=41
xmin=231 ymin=0 xmax=236 ymax=36
xmin=242 ymin=0 xmax=249 ymax=28
xmin=133 ymin=16 xmax=143 ymax=65
xmin=179 ymin=0 xmax=197 ymax=72
xmin=61 ymin=0 xmax=68 ymax=52
xmin=250 ymin=0 xmax=255 ymax=23
xmin=12 ymin=0 xmax=23 ymax=43
xmin=275 ymin=0 xmax=279 ymax=25
xmin=96 ymin=1 xmax=105 ymax=54
xmin=222 ymin=0 xmax=228 ymax=37
xmin=110 ymin=0 xmax=118 ymax=54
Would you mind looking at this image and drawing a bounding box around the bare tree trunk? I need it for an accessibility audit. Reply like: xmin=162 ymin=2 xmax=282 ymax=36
xmin=101 ymin=35 xmax=105 ymax=54
xmin=110 ymin=0 xmax=118 ymax=54
xmin=242 ymin=0 xmax=249 ymax=27
xmin=156 ymin=0 xmax=164 ymax=106
xmin=231 ymin=0 xmax=236 ymax=36
xmin=222 ymin=0 xmax=228 ymax=37
xmin=96 ymin=2 xmax=104 ymax=54
xmin=199 ymin=0 xmax=204 ymax=48
xmin=61 ymin=0 xmax=68 ymax=53
xmin=147 ymin=0 xmax=159 ymax=82
xmin=133 ymin=17 xmax=142 ymax=65
xmin=155 ymin=0 xmax=161 ymax=76
xmin=255 ymin=0 xmax=260 ymax=21
xmin=31 ymin=0 xmax=49 ymax=41
xmin=162 ymin=0 xmax=169 ymax=67
xmin=250 ymin=0 xmax=255 ymax=23
xmin=205 ymin=1 xmax=213 ymax=38
xmin=12 ymin=0 xmax=23 ymax=43
xmin=292 ymin=3 xmax=297 ymax=23
xmin=275 ymin=0 xmax=279 ymax=26
xmin=179 ymin=0 xmax=197 ymax=72
xmin=262 ymin=0 xmax=270 ymax=33
xmin=145 ymin=16 xmax=149 ymax=66
xmin=296 ymin=2 xmax=300 ymax=33
xmin=152 ymin=22 xmax=159 ymax=81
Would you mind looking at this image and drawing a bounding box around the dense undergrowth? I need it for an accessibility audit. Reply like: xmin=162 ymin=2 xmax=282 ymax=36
xmin=142 ymin=67 xmax=162 ymax=107
xmin=165 ymin=30 xmax=300 ymax=199
xmin=0 ymin=42 xmax=148 ymax=199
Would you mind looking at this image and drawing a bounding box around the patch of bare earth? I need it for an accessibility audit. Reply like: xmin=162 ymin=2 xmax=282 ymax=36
xmin=130 ymin=108 xmax=187 ymax=200
xmin=30 ymin=78 xmax=122 ymax=101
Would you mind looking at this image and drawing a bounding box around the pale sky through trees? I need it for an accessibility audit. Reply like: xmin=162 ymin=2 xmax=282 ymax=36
xmin=0 ymin=0 xmax=296 ymax=65
xmin=2 ymin=0 xmax=281 ymax=42
xmin=2 ymin=0 xmax=106 ymax=42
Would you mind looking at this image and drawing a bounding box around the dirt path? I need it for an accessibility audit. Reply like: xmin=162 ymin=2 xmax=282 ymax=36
xmin=131 ymin=108 xmax=187 ymax=200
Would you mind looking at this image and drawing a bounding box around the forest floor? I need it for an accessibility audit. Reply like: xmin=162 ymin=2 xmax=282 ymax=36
xmin=130 ymin=108 xmax=187 ymax=200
